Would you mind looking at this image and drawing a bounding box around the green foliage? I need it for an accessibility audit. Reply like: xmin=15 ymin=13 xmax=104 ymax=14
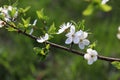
xmin=111 ymin=61 xmax=120 ymax=69
xmin=83 ymin=0 xmax=112 ymax=16
xmin=6 ymin=27 xmax=17 ymax=31
xmin=33 ymin=44 xmax=50 ymax=60
xmin=88 ymin=41 xmax=97 ymax=49
xmin=48 ymin=23 xmax=56 ymax=34
xmin=19 ymin=6 xmax=31 ymax=13
xmin=36 ymin=9 xmax=49 ymax=20
xmin=21 ymin=17 xmax=31 ymax=28
xmin=71 ymin=20 xmax=85 ymax=30
xmin=100 ymin=4 xmax=112 ymax=12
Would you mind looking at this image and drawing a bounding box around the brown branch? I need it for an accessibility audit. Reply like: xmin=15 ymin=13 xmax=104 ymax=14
xmin=2 ymin=19 xmax=120 ymax=62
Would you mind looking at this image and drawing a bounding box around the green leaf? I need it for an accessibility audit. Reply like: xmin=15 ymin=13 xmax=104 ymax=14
xmin=88 ymin=41 xmax=97 ymax=49
xmin=23 ymin=6 xmax=31 ymax=12
xmin=111 ymin=61 xmax=120 ymax=69
xmin=36 ymin=9 xmax=49 ymax=20
xmin=46 ymin=44 xmax=50 ymax=50
xmin=100 ymin=4 xmax=112 ymax=12
xmin=6 ymin=27 xmax=17 ymax=32
xmin=77 ymin=20 xmax=85 ymax=30
xmin=48 ymin=23 xmax=56 ymax=34
xmin=19 ymin=6 xmax=31 ymax=13
xmin=22 ymin=17 xmax=31 ymax=28
xmin=83 ymin=5 xmax=94 ymax=16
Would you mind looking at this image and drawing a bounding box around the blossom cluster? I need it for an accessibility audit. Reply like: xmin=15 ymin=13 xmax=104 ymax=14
xmin=0 ymin=6 xmax=18 ymax=28
xmin=57 ymin=22 xmax=98 ymax=65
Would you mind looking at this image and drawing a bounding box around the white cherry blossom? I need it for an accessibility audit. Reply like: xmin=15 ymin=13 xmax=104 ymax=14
xmin=74 ymin=30 xmax=90 ymax=49
xmin=57 ymin=22 xmax=72 ymax=34
xmin=0 ymin=20 xmax=6 ymax=28
xmin=37 ymin=33 xmax=49 ymax=43
xmin=84 ymin=48 xmax=98 ymax=65
xmin=101 ymin=0 xmax=109 ymax=5
xmin=65 ymin=25 xmax=76 ymax=44
xmin=0 ymin=6 xmax=18 ymax=22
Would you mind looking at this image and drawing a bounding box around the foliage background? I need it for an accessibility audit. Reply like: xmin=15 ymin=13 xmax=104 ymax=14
xmin=0 ymin=0 xmax=120 ymax=80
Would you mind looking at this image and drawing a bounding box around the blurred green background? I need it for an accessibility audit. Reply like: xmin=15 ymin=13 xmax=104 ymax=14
xmin=0 ymin=0 xmax=120 ymax=80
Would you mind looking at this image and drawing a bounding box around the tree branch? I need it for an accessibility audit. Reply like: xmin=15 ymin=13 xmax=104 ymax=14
xmin=2 ymin=20 xmax=120 ymax=62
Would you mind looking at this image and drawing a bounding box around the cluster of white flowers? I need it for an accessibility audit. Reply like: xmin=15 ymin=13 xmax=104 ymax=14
xmin=58 ymin=22 xmax=90 ymax=49
xmin=101 ymin=0 xmax=109 ymax=5
xmin=117 ymin=26 xmax=120 ymax=39
xmin=0 ymin=6 xmax=18 ymax=28
xmin=57 ymin=22 xmax=98 ymax=65
xmin=37 ymin=33 xmax=49 ymax=43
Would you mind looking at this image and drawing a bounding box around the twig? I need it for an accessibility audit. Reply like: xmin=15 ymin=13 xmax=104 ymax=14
xmin=2 ymin=19 xmax=120 ymax=62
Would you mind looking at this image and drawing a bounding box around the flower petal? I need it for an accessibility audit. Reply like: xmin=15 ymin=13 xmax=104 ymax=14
xmin=78 ymin=42 xmax=85 ymax=49
xmin=84 ymin=53 xmax=91 ymax=60
xmin=73 ymin=36 xmax=80 ymax=44
xmin=88 ymin=59 xmax=94 ymax=65
xmin=93 ymin=56 xmax=97 ymax=62
xmin=75 ymin=30 xmax=83 ymax=37
xmin=70 ymin=25 xmax=75 ymax=34
xmin=37 ymin=37 xmax=44 ymax=43
xmin=44 ymin=33 xmax=49 ymax=40
xmin=83 ymin=39 xmax=90 ymax=45
xmin=117 ymin=33 xmax=120 ymax=39
xmin=65 ymin=37 xmax=72 ymax=44
xmin=83 ymin=32 xmax=88 ymax=39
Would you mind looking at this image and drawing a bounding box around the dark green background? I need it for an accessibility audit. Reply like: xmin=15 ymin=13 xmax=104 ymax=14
xmin=0 ymin=0 xmax=120 ymax=80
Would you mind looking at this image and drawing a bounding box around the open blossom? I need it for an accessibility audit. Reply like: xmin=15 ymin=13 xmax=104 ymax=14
xmin=0 ymin=20 xmax=6 ymax=28
xmin=74 ymin=30 xmax=90 ymax=49
xmin=101 ymin=0 xmax=109 ymax=5
xmin=0 ymin=6 xmax=18 ymax=22
xmin=37 ymin=33 xmax=49 ymax=43
xmin=65 ymin=25 xmax=76 ymax=44
xmin=57 ymin=22 xmax=72 ymax=34
xmin=84 ymin=48 xmax=98 ymax=65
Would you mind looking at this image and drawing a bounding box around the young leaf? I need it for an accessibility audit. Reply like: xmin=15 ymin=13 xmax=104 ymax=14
xmin=83 ymin=5 xmax=94 ymax=16
xmin=48 ymin=23 xmax=56 ymax=34
xmin=100 ymin=4 xmax=112 ymax=12
xmin=6 ymin=27 xmax=17 ymax=31
xmin=36 ymin=9 xmax=49 ymax=20
xmin=112 ymin=61 xmax=120 ymax=69
xmin=22 ymin=17 xmax=31 ymax=28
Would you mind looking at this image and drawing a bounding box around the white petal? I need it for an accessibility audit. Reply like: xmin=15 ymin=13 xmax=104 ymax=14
xmin=84 ymin=53 xmax=91 ymax=60
xmin=118 ymin=26 xmax=120 ymax=32
xmin=75 ymin=30 xmax=83 ymax=37
xmin=88 ymin=59 xmax=94 ymax=65
xmin=73 ymin=37 xmax=80 ymax=44
xmin=65 ymin=32 xmax=72 ymax=37
xmin=29 ymin=28 xmax=34 ymax=35
xmin=83 ymin=32 xmax=88 ymax=39
xmin=57 ymin=28 xmax=64 ymax=34
xmin=101 ymin=0 xmax=109 ymax=5
xmin=33 ymin=19 xmax=37 ymax=26
xmin=44 ymin=33 xmax=49 ymax=40
xmin=78 ymin=42 xmax=85 ymax=49
xmin=70 ymin=25 xmax=75 ymax=34
xmin=83 ymin=39 xmax=90 ymax=45
xmin=87 ymin=48 xmax=93 ymax=53
xmin=37 ymin=33 xmax=49 ymax=43
xmin=37 ymin=38 xmax=44 ymax=43
xmin=93 ymin=56 xmax=97 ymax=62
xmin=117 ymin=33 xmax=120 ymax=39
xmin=65 ymin=37 xmax=72 ymax=44
xmin=91 ymin=50 xmax=98 ymax=55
